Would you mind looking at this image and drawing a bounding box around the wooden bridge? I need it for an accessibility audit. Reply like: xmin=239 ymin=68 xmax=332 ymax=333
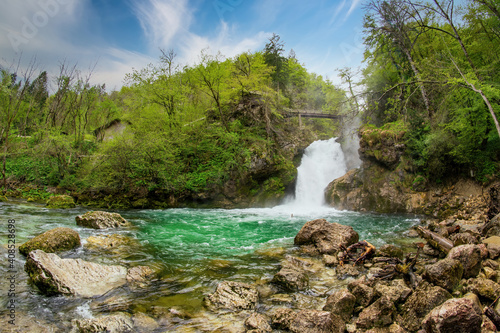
xmin=282 ymin=109 xmax=342 ymax=126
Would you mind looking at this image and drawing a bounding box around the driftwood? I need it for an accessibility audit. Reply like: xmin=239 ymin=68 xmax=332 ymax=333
xmin=484 ymin=295 xmax=500 ymax=329
xmin=416 ymin=226 xmax=453 ymax=254
xmin=374 ymin=243 xmax=424 ymax=289
xmin=339 ymin=240 xmax=376 ymax=266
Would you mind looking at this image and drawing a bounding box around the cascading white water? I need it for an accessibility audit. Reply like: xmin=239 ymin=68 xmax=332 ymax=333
xmin=293 ymin=138 xmax=347 ymax=208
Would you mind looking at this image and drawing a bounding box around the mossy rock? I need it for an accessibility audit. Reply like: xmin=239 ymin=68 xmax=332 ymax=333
xmin=46 ymin=195 xmax=76 ymax=209
xmin=76 ymin=211 xmax=131 ymax=229
xmin=0 ymin=195 xmax=8 ymax=202
xmin=19 ymin=227 xmax=81 ymax=256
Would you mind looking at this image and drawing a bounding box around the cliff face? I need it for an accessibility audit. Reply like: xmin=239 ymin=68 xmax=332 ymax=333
xmin=325 ymin=125 xmax=490 ymax=220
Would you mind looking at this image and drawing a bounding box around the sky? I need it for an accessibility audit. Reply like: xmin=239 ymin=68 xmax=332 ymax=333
xmin=0 ymin=0 xmax=366 ymax=91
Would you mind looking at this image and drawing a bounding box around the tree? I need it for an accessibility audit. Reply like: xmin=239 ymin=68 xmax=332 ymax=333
xmin=264 ymin=33 xmax=289 ymax=99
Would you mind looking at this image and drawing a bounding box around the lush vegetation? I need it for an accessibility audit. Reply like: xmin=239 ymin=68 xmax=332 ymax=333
xmin=0 ymin=35 xmax=347 ymax=207
xmin=360 ymin=0 xmax=500 ymax=182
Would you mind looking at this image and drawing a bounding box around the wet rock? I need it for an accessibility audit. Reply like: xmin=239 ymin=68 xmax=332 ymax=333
xmin=271 ymin=307 xmax=297 ymax=331
xmin=132 ymin=312 xmax=160 ymax=332
xmin=323 ymin=254 xmax=339 ymax=267
xmin=272 ymin=268 xmax=309 ymax=292
xmin=423 ymin=257 xmax=464 ymax=292
xmin=25 ymin=250 xmax=127 ymax=297
xmin=483 ymin=236 xmax=500 ymax=259
xmin=203 ymin=281 xmax=259 ymax=312
xmin=245 ymin=313 xmax=272 ymax=332
xmin=90 ymin=296 xmax=132 ymax=313
xmin=422 ymin=296 xmax=483 ymax=333
xmin=373 ymin=279 xmax=412 ymax=304
xmin=294 ymin=219 xmax=359 ymax=255
xmin=70 ymin=312 xmax=134 ymax=333
xmin=322 ymin=288 xmax=356 ymax=322
xmin=465 ymin=277 xmax=500 ymax=302
xmin=336 ymin=264 xmax=364 ymax=278
xmin=46 ymin=194 xmax=75 ymax=208
xmin=0 ymin=311 xmax=62 ymax=333
xmin=75 ymin=211 xmax=131 ymax=229
xmin=356 ymin=296 xmax=396 ymax=329
xmin=349 ymin=282 xmax=374 ymax=308
xmin=446 ymin=244 xmax=482 ymax=278
xmin=19 ymin=227 xmax=80 ymax=256
xmin=362 ymin=323 xmax=407 ymax=333
xmin=289 ymin=309 xmax=345 ymax=333
xmin=398 ymin=281 xmax=452 ymax=332
xmin=85 ymin=234 xmax=139 ymax=253
xmin=376 ymin=244 xmax=404 ymax=259
xmin=126 ymin=265 xmax=155 ymax=289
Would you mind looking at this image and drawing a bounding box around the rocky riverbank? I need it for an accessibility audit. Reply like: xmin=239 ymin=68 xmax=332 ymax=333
xmin=6 ymin=192 xmax=500 ymax=332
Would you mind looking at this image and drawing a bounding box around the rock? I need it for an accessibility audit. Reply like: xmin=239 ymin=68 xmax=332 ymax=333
xmin=132 ymin=312 xmax=160 ymax=332
xmin=75 ymin=211 xmax=131 ymax=229
xmin=373 ymin=279 xmax=412 ymax=304
xmin=19 ymin=227 xmax=80 ymax=256
xmin=294 ymin=219 xmax=359 ymax=255
xmin=0 ymin=311 xmax=60 ymax=333
xmin=289 ymin=309 xmax=345 ymax=333
xmin=323 ymin=289 xmax=356 ymax=322
xmin=376 ymin=244 xmax=404 ymax=259
xmin=46 ymin=194 xmax=75 ymax=208
xmin=399 ymin=281 xmax=452 ymax=332
xmin=90 ymin=296 xmax=132 ymax=313
xmin=85 ymin=234 xmax=139 ymax=253
xmin=422 ymin=297 xmax=483 ymax=333
xmin=203 ymin=281 xmax=258 ymax=312
xmin=483 ymin=236 xmax=500 ymax=259
xmin=323 ymin=254 xmax=339 ymax=267
xmin=350 ymin=283 xmax=374 ymax=308
xmin=272 ymin=268 xmax=309 ymax=292
xmin=336 ymin=264 xmax=364 ymax=278
xmin=271 ymin=307 xmax=297 ymax=331
xmin=482 ymin=213 xmax=500 ymax=237
xmin=245 ymin=313 xmax=272 ymax=332
xmin=450 ymin=232 xmax=479 ymax=245
xmin=356 ymin=296 xmax=396 ymax=329
xmin=70 ymin=312 xmax=134 ymax=333
xmin=126 ymin=266 xmax=155 ymax=289
xmin=25 ymin=250 xmax=127 ymax=297
xmin=446 ymin=244 xmax=482 ymax=278
xmin=465 ymin=277 xmax=500 ymax=302
xmin=423 ymin=257 xmax=464 ymax=292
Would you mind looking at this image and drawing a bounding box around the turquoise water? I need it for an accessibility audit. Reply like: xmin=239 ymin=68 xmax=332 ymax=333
xmin=0 ymin=201 xmax=419 ymax=330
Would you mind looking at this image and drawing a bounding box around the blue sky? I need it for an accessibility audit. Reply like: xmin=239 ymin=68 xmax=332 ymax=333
xmin=0 ymin=0 xmax=366 ymax=91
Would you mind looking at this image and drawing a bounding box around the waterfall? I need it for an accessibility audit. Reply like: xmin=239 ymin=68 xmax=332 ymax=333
xmin=292 ymin=138 xmax=347 ymax=208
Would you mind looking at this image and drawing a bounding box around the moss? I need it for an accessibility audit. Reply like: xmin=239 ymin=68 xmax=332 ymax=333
xmin=46 ymin=195 xmax=76 ymax=209
xmin=19 ymin=227 xmax=81 ymax=256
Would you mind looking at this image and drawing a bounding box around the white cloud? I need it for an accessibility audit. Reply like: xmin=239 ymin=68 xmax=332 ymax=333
xmin=346 ymin=0 xmax=362 ymax=18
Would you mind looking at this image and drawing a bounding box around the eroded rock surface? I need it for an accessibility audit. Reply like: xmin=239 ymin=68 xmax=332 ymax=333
xmin=76 ymin=211 xmax=131 ymax=229
xmin=203 ymin=281 xmax=259 ymax=312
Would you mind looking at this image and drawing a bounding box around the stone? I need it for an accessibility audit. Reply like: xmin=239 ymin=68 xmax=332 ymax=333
xmin=350 ymin=283 xmax=374 ymax=308
xmin=398 ymin=281 xmax=452 ymax=332
xmin=356 ymin=296 xmax=396 ymax=329
xmin=126 ymin=266 xmax=155 ymax=289
xmin=85 ymin=234 xmax=139 ymax=253
xmin=422 ymin=297 xmax=483 ymax=333
xmin=46 ymin=194 xmax=75 ymax=208
xmin=373 ymin=279 xmax=412 ymax=304
xmin=446 ymin=244 xmax=482 ymax=278
xmin=203 ymin=281 xmax=258 ymax=312
xmin=450 ymin=232 xmax=479 ymax=245
xmin=294 ymin=219 xmax=359 ymax=255
xmin=322 ymin=288 xmax=356 ymax=322
xmin=323 ymin=254 xmax=339 ymax=267
xmin=245 ymin=313 xmax=272 ymax=332
xmin=289 ymin=309 xmax=345 ymax=333
xmin=132 ymin=312 xmax=160 ymax=332
xmin=482 ymin=213 xmax=500 ymax=237
xmin=70 ymin=312 xmax=134 ymax=333
xmin=423 ymin=257 xmax=464 ymax=292
xmin=75 ymin=211 xmax=131 ymax=229
xmin=25 ymin=250 xmax=127 ymax=297
xmin=336 ymin=264 xmax=364 ymax=278
xmin=377 ymin=244 xmax=404 ymax=259
xmin=272 ymin=268 xmax=309 ymax=292
xmin=19 ymin=227 xmax=80 ymax=256
xmin=483 ymin=236 xmax=500 ymax=259
xmin=465 ymin=277 xmax=500 ymax=302
xmin=271 ymin=308 xmax=297 ymax=331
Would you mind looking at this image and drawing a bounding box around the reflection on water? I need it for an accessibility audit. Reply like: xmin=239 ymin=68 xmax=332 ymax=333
xmin=0 ymin=201 xmax=419 ymax=330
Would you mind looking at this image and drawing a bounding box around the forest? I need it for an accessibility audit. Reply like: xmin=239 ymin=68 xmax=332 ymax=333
xmin=1 ymin=0 xmax=499 ymax=207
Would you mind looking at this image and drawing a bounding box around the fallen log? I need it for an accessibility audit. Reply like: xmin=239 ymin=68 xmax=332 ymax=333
xmin=416 ymin=226 xmax=453 ymax=254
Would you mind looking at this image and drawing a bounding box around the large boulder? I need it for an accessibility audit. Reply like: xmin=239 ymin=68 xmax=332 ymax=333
xmin=271 ymin=308 xmax=298 ymax=331
xmin=446 ymin=244 xmax=482 ymax=278
xmin=356 ymin=296 xmax=396 ymax=329
xmin=422 ymin=297 xmax=483 ymax=333
xmin=322 ymin=289 xmax=356 ymax=322
xmin=289 ymin=309 xmax=345 ymax=333
xmin=75 ymin=211 xmax=131 ymax=229
xmin=46 ymin=194 xmax=75 ymax=209
xmin=19 ymin=227 xmax=80 ymax=256
xmin=398 ymin=281 xmax=452 ymax=332
xmin=294 ymin=219 xmax=359 ymax=255
xmin=272 ymin=268 xmax=309 ymax=292
xmin=203 ymin=281 xmax=258 ymax=312
xmin=465 ymin=277 xmax=500 ymax=302
xmin=373 ymin=279 xmax=412 ymax=304
xmin=25 ymin=250 xmax=127 ymax=297
xmin=423 ymin=257 xmax=464 ymax=292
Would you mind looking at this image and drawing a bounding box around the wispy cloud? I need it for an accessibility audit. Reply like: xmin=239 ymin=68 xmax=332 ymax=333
xmin=346 ymin=0 xmax=362 ymax=18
